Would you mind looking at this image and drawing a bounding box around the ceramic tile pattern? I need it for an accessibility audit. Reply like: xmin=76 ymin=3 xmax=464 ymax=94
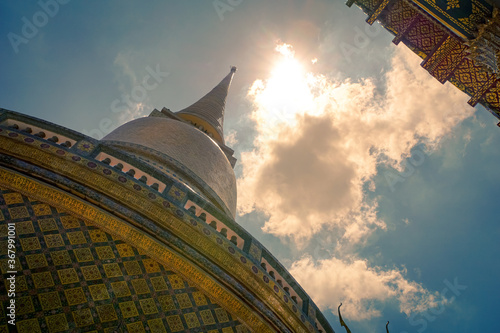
xmin=0 ymin=187 xmax=250 ymax=332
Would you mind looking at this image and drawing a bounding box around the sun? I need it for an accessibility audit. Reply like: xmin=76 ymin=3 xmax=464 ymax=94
xmin=249 ymin=43 xmax=315 ymax=133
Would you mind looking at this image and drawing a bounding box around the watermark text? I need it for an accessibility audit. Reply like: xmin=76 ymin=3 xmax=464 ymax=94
xmin=6 ymin=222 xmax=17 ymax=325
xmin=7 ymin=0 xmax=71 ymax=54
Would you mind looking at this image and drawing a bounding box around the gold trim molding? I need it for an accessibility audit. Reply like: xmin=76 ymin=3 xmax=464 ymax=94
xmin=0 ymin=167 xmax=275 ymax=332
xmin=0 ymin=130 xmax=313 ymax=332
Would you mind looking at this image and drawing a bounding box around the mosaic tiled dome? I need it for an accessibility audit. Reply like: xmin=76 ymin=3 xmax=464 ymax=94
xmin=0 ymin=187 xmax=246 ymax=332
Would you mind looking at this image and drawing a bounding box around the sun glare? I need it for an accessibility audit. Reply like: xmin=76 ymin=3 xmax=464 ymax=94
xmin=250 ymin=43 xmax=316 ymax=133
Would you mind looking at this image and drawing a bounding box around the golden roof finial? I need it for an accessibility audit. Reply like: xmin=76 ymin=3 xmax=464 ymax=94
xmin=338 ymin=303 xmax=352 ymax=333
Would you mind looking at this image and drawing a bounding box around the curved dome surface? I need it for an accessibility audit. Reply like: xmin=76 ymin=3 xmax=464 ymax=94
xmin=102 ymin=117 xmax=236 ymax=216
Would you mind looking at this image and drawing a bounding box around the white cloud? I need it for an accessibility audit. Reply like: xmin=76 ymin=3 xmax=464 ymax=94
xmin=225 ymin=129 xmax=239 ymax=146
xmin=112 ymin=52 xmax=154 ymax=124
xmin=237 ymin=44 xmax=474 ymax=245
xmin=237 ymin=43 xmax=472 ymax=320
xmin=289 ymin=256 xmax=443 ymax=320
xmin=113 ymin=51 xmax=140 ymax=90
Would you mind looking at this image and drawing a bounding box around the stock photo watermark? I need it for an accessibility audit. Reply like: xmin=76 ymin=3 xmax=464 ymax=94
xmin=81 ymin=64 xmax=169 ymax=139
xmin=401 ymin=277 xmax=467 ymax=333
xmin=5 ymin=222 xmax=17 ymax=326
xmin=213 ymin=0 xmax=243 ymax=21
xmin=7 ymin=0 xmax=71 ymax=54
xmin=340 ymin=23 xmax=382 ymax=63
xmin=384 ymin=144 xmax=434 ymax=192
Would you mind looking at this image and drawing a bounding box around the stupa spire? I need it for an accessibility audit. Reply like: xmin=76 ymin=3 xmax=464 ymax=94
xmin=176 ymin=66 xmax=237 ymax=145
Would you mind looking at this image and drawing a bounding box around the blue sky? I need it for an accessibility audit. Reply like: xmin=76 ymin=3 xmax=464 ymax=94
xmin=1 ymin=1 xmax=499 ymax=332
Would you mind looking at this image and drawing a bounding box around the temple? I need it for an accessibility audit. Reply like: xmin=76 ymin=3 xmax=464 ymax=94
xmin=0 ymin=68 xmax=335 ymax=332
xmin=347 ymin=0 xmax=500 ymax=126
